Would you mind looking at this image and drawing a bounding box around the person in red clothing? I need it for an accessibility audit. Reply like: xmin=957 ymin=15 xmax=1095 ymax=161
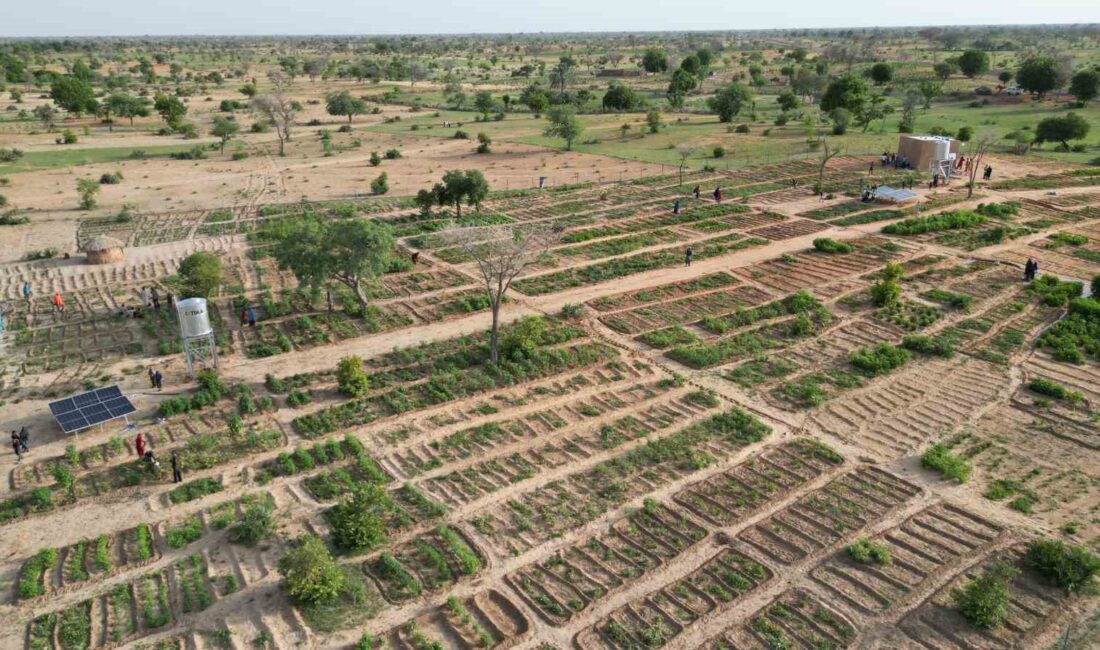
xmin=135 ymin=432 xmax=145 ymax=459
xmin=52 ymin=292 xmax=64 ymax=313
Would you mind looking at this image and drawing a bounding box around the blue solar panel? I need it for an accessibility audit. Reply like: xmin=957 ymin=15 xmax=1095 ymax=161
xmin=49 ymin=385 xmax=135 ymax=434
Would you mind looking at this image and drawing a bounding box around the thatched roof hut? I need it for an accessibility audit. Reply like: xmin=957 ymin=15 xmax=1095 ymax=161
xmin=83 ymin=236 xmax=125 ymax=264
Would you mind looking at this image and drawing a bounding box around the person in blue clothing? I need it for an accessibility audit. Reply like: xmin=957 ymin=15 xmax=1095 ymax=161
xmin=22 ymin=281 xmax=30 ymax=302
xmin=673 ymin=199 xmax=681 ymax=215
xmin=247 ymin=305 xmax=257 ymax=327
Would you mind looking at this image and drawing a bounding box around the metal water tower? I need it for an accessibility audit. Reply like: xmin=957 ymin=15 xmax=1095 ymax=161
xmin=176 ymin=297 xmax=218 ymax=377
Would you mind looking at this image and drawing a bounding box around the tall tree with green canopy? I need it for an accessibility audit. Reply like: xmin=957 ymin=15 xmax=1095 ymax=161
xmin=543 ymin=107 xmax=583 ymax=150
xmin=641 ymin=48 xmax=668 ymax=73
xmin=264 ymin=210 xmax=393 ymax=307
xmin=1070 ymin=70 xmax=1099 ymax=103
xmin=957 ymin=49 xmax=990 ymax=78
xmin=105 ymin=94 xmax=150 ymax=127
xmin=153 ymin=93 xmax=187 ymax=129
xmin=431 ymin=169 xmax=490 ymax=220
xmin=707 ymin=82 xmax=753 ymax=122
xmin=1016 ymin=56 xmax=1065 ymax=98
xmin=51 ymin=76 xmax=98 ymax=115
xmin=1035 ymin=113 xmax=1091 ymax=148
xmin=277 ymin=535 xmax=343 ymax=605
xmin=820 ymin=74 xmax=868 ymax=115
xmin=210 ymin=116 xmax=240 ymax=153
xmin=474 ymin=91 xmax=495 ymax=117
xmin=325 ymin=90 xmax=366 ymax=123
xmin=177 ymin=251 xmax=223 ymax=298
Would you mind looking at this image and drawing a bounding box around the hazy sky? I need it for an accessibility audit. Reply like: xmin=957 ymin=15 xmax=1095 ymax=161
xmin=4 ymin=0 xmax=1099 ymax=37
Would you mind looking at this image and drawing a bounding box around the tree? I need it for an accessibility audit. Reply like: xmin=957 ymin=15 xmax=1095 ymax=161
xmin=964 ymin=131 xmax=997 ymax=198
xmin=666 ymin=69 xmax=697 ymax=108
xmin=829 ymin=108 xmax=851 ymax=135
xmin=1070 ymin=70 xmax=1099 ymax=103
xmin=933 ymin=61 xmax=958 ymax=81
xmin=106 ymin=94 xmax=150 ymax=127
xmin=524 ymin=90 xmax=549 ymax=115
xmin=252 ymin=92 xmax=297 ymax=156
xmin=444 ymin=223 xmax=558 ymax=363
xmin=277 ymin=535 xmax=343 ymax=605
xmin=336 ymin=356 xmax=370 ymax=396
xmin=210 ymin=116 xmax=239 ymax=153
xmin=1017 ymin=56 xmax=1064 ymax=98
xmin=855 ymin=94 xmax=892 ymax=132
xmin=641 ymin=48 xmax=668 ymax=73
xmin=957 ymin=49 xmax=990 ymax=78
xmin=602 ymin=81 xmax=643 ymax=111
xmin=50 ymin=76 xmax=97 ymax=115
xmin=153 ymin=93 xmax=187 ymax=129
xmin=33 ymin=104 xmax=57 ymax=132
xmin=815 ymin=138 xmax=841 ymax=196
xmin=76 ymin=178 xmax=99 ymax=210
xmin=1035 ymin=113 xmax=1091 ymax=148
xmin=432 ymin=169 xmax=490 ymax=220
xmin=998 ymin=70 xmax=1014 ymax=86
xmin=675 ymin=145 xmax=696 ymax=186
xmin=645 ymin=109 xmax=662 ymax=133
xmin=680 ymin=54 xmax=701 ymax=76
xmin=918 ymin=79 xmax=943 ymax=108
xmin=869 ymin=62 xmax=893 ymax=85
xmin=708 ymin=82 xmax=753 ymax=122
xmin=820 ymin=74 xmax=868 ymax=115
xmin=871 ymin=261 xmax=904 ymax=307
xmin=544 ymin=107 xmax=583 ymax=150
xmin=951 ymin=561 xmax=1018 ymax=629
xmin=265 ymin=211 xmax=393 ymax=307
xmin=325 ymin=90 xmax=366 ymax=123
xmin=177 ymin=251 xmax=223 ymax=297
xmin=476 ymin=132 xmax=492 ymax=154
xmin=303 ymin=57 xmax=327 ymax=82
xmin=239 ymin=82 xmax=257 ymax=98
xmin=777 ymin=90 xmax=801 ymax=112
xmin=328 ymin=483 xmax=388 ymax=552
xmin=549 ymin=57 xmax=575 ymax=102
xmin=473 ymin=91 xmax=495 ymax=117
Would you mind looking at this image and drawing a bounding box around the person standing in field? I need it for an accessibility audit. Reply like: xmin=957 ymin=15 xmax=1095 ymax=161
xmin=170 ymin=452 xmax=182 ymax=483
xmin=139 ymin=287 xmax=148 ymax=310
xmin=713 ymin=187 xmax=722 ymax=204
xmin=148 ymin=368 xmax=156 ymax=388
xmin=693 ymin=185 xmax=701 ymax=199
xmin=52 ymin=292 xmax=64 ymax=313
xmin=684 ymin=247 xmax=693 ymax=267
xmin=12 ymin=431 xmax=22 ymax=461
xmin=247 ymin=305 xmax=257 ymax=327
xmin=673 ymin=199 xmax=681 ymax=215
xmin=135 ymin=432 xmax=145 ymax=458
xmin=153 ymin=370 xmax=163 ymax=390
xmin=150 ymin=287 xmax=160 ymax=311
xmin=19 ymin=426 xmax=29 ymax=453
xmin=22 ymin=281 xmax=30 ymax=302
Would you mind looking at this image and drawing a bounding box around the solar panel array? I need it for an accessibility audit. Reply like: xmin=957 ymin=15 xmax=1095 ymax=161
xmin=49 ymin=386 xmax=136 ymax=434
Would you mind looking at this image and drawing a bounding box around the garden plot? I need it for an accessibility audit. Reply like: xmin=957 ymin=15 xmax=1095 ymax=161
xmin=809 ymin=502 xmax=1006 ymax=628
xmin=731 ymin=237 xmax=912 ymax=297
xmin=886 ymin=549 xmax=1073 ymax=649
xmin=746 ymin=218 xmax=830 ymax=241
xmin=708 ymin=588 xmax=857 ymax=650
xmin=418 ymin=388 xmax=719 ymax=508
xmin=506 ymin=499 xmax=707 ymax=626
xmin=1024 ymin=352 xmax=1100 ymax=406
xmin=672 ymin=439 xmax=845 ymax=528
xmin=380 ymin=371 xmax=667 ymax=477
xmin=465 ymin=407 xmax=771 ymax=557
xmin=991 ymin=170 xmax=1100 ymax=192
xmin=594 ymin=276 xmax=774 ymax=337
xmin=381 ymin=589 xmax=531 ymax=650
xmin=734 ymin=466 xmax=921 ymax=569
xmin=511 ymin=233 xmax=768 ymax=296
xmin=574 ymin=546 xmax=773 ymax=649
xmin=807 ymin=357 xmax=1008 ymax=459
xmin=364 ymin=525 xmax=483 ymax=603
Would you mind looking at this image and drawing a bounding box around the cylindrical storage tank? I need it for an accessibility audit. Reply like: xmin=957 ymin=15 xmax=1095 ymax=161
xmin=177 ymin=298 xmax=213 ymax=338
xmin=932 ymin=137 xmax=950 ymax=161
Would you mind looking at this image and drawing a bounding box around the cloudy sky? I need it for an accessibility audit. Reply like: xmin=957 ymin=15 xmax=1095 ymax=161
xmin=3 ymin=0 xmax=1098 ymax=36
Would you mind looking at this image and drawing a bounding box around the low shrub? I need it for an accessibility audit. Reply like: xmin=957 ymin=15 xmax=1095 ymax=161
xmin=848 ymin=538 xmax=891 ymax=565
xmin=920 ymin=443 xmax=971 ymax=483
xmin=168 ymin=477 xmax=223 ymax=504
xmin=812 ymin=237 xmax=853 ymax=254
xmin=952 ymin=561 xmax=1018 ymax=629
xmin=1023 ymin=539 xmax=1100 ymax=593
xmin=901 ymin=334 xmax=955 ymax=357
xmin=849 ymin=343 xmax=910 ymax=376
xmin=1027 ymin=378 xmax=1083 ymax=403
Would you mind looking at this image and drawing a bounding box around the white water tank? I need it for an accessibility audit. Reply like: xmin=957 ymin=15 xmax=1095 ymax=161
xmin=931 ymin=136 xmax=951 ymax=161
xmin=177 ymin=298 xmax=213 ymax=338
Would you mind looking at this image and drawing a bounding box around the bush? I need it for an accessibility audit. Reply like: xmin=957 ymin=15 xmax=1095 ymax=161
xmin=849 ymin=343 xmax=910 ymax=376
xmin=228 ymin=502 xmax=273 ymax=545
xmin=713 ymin=145 xmax=726 ymax=158
xmin=60 ymin=129 xmax=78 ymax=144
xmin=870 ymin=262 xmax=904 ymax=307
xmin=0 ymin=147 xmax=24 ymax=162
xmin=735 ymin=124 xmax=750 ymax=134
xmin=920 ymin=443 xmax=971 ymax=483
xmin=99 ymin=171 xmax=123 ymax=184
xmin=383 ymin=148 xmax=401 ymax=159
xmin=231 ymin=151 xmax=249 ymax=161
xmin=813 ymin=238 xmax=853 ymax=254
xmin=901 ymin=334 xmax=955 ymax=358
xmin=952 ymin=561 xmax=1018 ymax=629
xmin=177 ymin=251 xmax=222 ymax=298
xmin=168 ymin=477 xmax=223 ymax=504
xmin=170 ymin=146 xmax=208 ymax=160
xmin=165 ymin=516 xmax=203 ymax=548
xmin=1024 ymin=539 xmax=1100 ymax=593
xmin=336 ymin=356 xmax=370 ymax=397
xmin=848 ymin=538 xmax=891 ymax=565
xmin=370 ymin=172 xmax=388 ymax=195
xmin=1028 ymin=378 xmax=1083 ymax=403
xmin=327 ymin=484 xmax=388 ymax=552
xmin=883 ymin=210 xmax=985 ymax=235
xmin=277 ymin=535 xmax=344 ymax=605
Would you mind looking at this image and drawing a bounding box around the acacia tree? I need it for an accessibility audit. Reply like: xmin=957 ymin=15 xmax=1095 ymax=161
xmin=107 ymin=94 xmax=150 ymax=127
xmin=544 ymin=107 xmax=583 ymax=150
xmin=252 ymin=91 xmax=297 ymax=156
xmin=33 ymin=104 xmax=57 ymax=131
xmin=445 ymin=223 xmax=559 ymax=363
xmin=676 ymin=145 xmax=697 ymax=186
xmin=325 ymin=90 xmax=366 ymax=123
xmin=210 ymin=116 xmax=240 ymax=153
xmin=965 ymin=131 xmax=998 ymax=198
xmin=429 ymin=169 xmax=490 ymax=220
xmin=264 ymin=211 xmax=393 ymax=307
xmin=816 ymin=138 xmax=841 ymax=195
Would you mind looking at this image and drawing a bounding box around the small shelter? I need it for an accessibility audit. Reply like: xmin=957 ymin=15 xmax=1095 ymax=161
xmin=83 ymin=236 xmax=125 ymax=264
xmin=896 ymin=135 xmax=960 ymax=174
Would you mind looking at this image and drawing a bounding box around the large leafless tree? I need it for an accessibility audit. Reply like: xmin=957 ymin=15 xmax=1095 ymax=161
xmin=253 ymin=72 xmax=297 ymax=156
xmin=965 ymin=131 xmax=999 ymax=198
xmin=444 ymin=224 xmax=559 ymax=363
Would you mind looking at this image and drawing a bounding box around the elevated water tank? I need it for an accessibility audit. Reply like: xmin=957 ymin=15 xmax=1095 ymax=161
xmin=177 ymin=298 xmax=213 ymax=338
xmin=931 ymin=136 xmax=951 ymax=161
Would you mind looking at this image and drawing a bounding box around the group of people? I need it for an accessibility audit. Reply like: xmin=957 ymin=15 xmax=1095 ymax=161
xmin=10 ymin=427 xmax=29 ymax=460
xmin=239 ymin=304 xmax=258 ymax=327
xmin=147 ymin=367 xmax=164 ymax=390
xmin=690 ymin=185 xmax=723 ymax=204
xmin=879 ymin=152 xmax=912 ymax=169
xmin=134 ymin=432 xmax=183 ymax=482
xmin=1024 ymin=257 xmax=1040 ymax=281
